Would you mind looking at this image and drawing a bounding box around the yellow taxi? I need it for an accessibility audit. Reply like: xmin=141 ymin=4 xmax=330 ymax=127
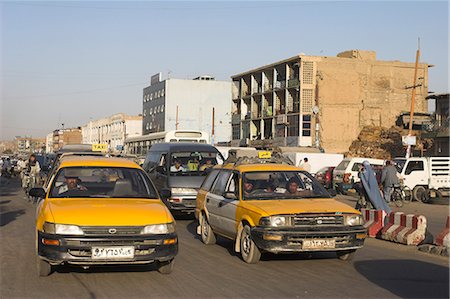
xmin=195 ymin=155 xmax=366 ymax=264
xmin=31 ymin=156 xmax=177 ymax=276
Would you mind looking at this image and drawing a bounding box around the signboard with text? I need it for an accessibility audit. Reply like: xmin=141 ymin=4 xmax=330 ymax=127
xmin=92 ymin=143 xmax=108 ymax=152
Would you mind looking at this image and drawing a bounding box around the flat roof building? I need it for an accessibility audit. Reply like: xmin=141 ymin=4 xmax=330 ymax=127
xmin=230 ymin=49 xmax=430 ymax=153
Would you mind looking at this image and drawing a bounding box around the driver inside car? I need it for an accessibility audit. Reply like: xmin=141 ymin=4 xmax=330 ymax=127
xmin=57 ymin=175 xmax=88 ymax=195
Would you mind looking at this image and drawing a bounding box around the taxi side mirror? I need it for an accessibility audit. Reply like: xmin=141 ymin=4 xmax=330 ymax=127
xmin=156 ymin=166 xmax=166 ymax=174
xmin=223 ymin=191 xmax=237 ymax=200
xmin=160 ymin=189 xmax=172 ymax=200
xmin=29 ymin=188 xmax=46 ymax=198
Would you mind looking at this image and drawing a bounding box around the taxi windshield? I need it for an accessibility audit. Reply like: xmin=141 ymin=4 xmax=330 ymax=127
xmin=242 ymin=171 xmax=330 ymax=200
xmin=169 ymin=151 xmax=222 ymax=176
xmin=49 ymin=167 xmax=158 ymax=199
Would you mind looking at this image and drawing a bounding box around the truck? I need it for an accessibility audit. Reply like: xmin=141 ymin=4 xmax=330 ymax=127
xmin=281 ymin=152 xmax=344 ymax=174
xmin=395 ymin=157 xmax=450 ymax=201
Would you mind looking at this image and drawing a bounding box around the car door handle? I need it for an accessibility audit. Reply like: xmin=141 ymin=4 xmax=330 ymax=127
xmin=218 ymin=201 xmax=224 ymax=207
xmin=206 ymin=198 xmax=210 ymax=203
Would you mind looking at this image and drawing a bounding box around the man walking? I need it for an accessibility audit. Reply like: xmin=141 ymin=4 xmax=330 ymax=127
xmin=381 ymin=160 xmax=399 ymax=203
xmin=299 ymin=157 xmax=311 ymax=172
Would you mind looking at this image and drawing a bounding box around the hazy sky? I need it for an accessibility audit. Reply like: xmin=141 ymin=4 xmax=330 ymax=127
xmin=1 ymin=1 xmax=448 ymax=140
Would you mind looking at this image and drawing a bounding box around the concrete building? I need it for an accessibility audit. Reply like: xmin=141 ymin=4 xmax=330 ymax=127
xmin=14 ymin=136 xmax=46 ymax=153
xmin=424 ymin=93 xmax=449 ymax=156
xmin=46 ymin=133 xmax=54 ymax=153
xmin=81 ymin=113 xmax=142 ymax=153
xmin=142 ymin=73 xmax=232 ymax=144
xmin=52 ymin=128 xmax=82 ymax=152
xmin=231 ymin=50 xmax=430 ymax=153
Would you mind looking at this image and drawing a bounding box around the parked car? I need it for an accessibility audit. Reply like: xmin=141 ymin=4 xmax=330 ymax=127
xmin=333 ymin=157 xmax=385 ymax=193
xmin=195 ymin=155 xmax=366 ymax=264
xmin=142 ymin=143 xmax=224 ymax=216
xmin=31 ymin=156 xmax=178 ymax=276
xmin=315 ymin=166 xmax=335 ymax=189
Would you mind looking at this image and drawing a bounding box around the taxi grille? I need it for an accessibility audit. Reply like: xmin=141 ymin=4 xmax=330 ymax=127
xmin=293 ymin=214 xmax=344 ymax=226
xmin=81 ymin=226 xmax=143 ymax=236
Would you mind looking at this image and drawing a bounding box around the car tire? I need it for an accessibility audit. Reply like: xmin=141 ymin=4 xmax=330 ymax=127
xmin=336 ymin=250 xmax=356 ymax=261
xmin=413 ymin=186 xmax=428 ymax=203
xmin=240 ymin=225 xmax=261 ymax=264
xmin=157 ymin=259 xmax=174 ymax=274
xmin=200 ymin=214 xmax=216 ymax=245
xmin=37 ymin=256 xmax=52 ymax=277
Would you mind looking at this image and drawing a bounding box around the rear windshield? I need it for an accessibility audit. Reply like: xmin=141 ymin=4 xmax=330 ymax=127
xmin=49 ymin=167 xmax=158 ymax=199
xmin=335 ymin=160 xmax=350 ymax=171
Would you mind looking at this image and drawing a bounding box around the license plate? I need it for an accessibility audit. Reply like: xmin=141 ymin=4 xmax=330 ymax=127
xmin=303 ymin=239 xmax=336 ymax=249
xmin=92 ymin=246 xmax=135 ymax=259
xmin=183 ymin=199 xmax=196 ymax=207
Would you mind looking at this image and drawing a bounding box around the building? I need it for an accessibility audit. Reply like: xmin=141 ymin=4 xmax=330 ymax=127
xmin=14 ymin=136 xmax=46 ymax=153
xmin=424 ymin=93 xmax=449 ymax=156
xmin=52 ymin=128 xmax=82 ymax=152
xmin=81 ymin=113 xmax=142 ymax=153
xmin=142 ymin=73 xmax=232 ymax=144
xmin=45 ymin=133 xmax=54 ymax=153
xmin=230 ymin=50 xmax=430 ymax=153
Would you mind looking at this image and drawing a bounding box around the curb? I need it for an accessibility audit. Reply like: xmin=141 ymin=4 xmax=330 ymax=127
xmin=417 ymin=244 xmax=449 ymax=257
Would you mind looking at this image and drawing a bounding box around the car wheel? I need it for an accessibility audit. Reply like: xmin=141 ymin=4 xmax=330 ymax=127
xmin=200 ymin=214 xmax=216 ymax=245
xmin=337 ymin=250 xmax=356 ymax=261
xmin=157 ymin=259 xmax=174 ymax=274
xmin=413 ymin=186 xmax=428 ymax=203
xmin=240 ymin=225 xmax=261 ymax=264
xmin=37 ymin=256 xmax=52 ymax=277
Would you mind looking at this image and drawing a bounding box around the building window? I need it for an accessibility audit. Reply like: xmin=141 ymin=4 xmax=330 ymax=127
xmin=150 ymin=108 xmax=153 ymax=115
xmin=161 ymin=105 xmax=164 ymax=112
xmin=143 ymin=109 xmax=146 ymax=116
xmin=232 ymin=124 xmax=240 ymax=140
xmin=162 ymin=89 xmax=165 ymax=97
xmin=146 ymin=123 xmax=149 ymax=130
xmin=150 ymin=93 xmax=153 ymax=101
xmin=287 ymin=115 xmax=299 ymax=136
xmin=302 ymin=115 xmax=311 ymax=137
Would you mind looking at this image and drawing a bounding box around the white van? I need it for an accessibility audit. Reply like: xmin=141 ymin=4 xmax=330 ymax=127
xmin=333 ymin=157 xmax=385 ymax=188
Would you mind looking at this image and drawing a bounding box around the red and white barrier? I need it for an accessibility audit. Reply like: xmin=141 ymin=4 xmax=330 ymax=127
xmin=380 ymin=212 xmax=427 ymax=245
xmin=361 ymin=208 xmax=386 ymax=237
xmin=435 ymin=216 xmax=450 ymax=247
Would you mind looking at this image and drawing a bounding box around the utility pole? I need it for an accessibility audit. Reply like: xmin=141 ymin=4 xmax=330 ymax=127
xmin=406 ymin=39 xmax=421 ymax=158
xmin=176 ymin=105 xmax=179 ymax=130
xmin=212 ymin=107 xmax=215 ymax=146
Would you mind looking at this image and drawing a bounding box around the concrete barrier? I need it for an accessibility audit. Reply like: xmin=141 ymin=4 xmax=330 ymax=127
xmin=380 ymin=212 xmax=427 ymax=245
xmin=435 ymin=216 xmax=450 ymax=247
xmin=361 ymin=208 xmax=386 ymax=237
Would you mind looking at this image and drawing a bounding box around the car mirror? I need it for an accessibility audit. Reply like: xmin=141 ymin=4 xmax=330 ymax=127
xmin=160 ymin=188 xmax=172 ymax=199
xmin=328 ymin=189 xmax=337 ymax=197
xmin=156 ymin=166 xmax=166 ymax=174
xmin=29 ymin=188 xmax=46 ymax=198
xmin=223 ymin=191 xmax=237 ymax=200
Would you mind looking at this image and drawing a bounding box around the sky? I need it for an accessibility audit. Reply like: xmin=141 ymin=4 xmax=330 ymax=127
xmin=1 ymin=0 xmax=448 ymax=140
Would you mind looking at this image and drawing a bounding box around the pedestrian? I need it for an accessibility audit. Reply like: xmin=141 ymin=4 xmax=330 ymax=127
xmin=22 ymin=154 xmax=41 ymax=197
xmin=381 ymin=160 xmax=399 ymax=203
xmin=299 ymin=157 xmax=311 ymax=172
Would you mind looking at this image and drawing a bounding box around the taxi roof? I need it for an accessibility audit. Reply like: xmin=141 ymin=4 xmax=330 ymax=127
xmin=58 ymin=156 xmax=141 ymax=169
xmin=219 ymin=163 xmax=302 ymax=173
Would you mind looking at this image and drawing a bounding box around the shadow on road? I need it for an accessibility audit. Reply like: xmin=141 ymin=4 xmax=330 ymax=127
xmin=354 ymin=259 xmax=449 ymax=298
xmin=0 ymin=208 xmax=26 ymax=227
xmin=55 ymin=262 xmax=159 ymax=275
xmin=0 ymin=200 xmax=12 ymax=205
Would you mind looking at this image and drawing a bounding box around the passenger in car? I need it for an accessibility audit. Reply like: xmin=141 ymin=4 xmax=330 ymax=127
xmin=243 ymin=180 xmax=254 ymax=197
xmin=170 ymin=160 xmax=186 ymax=172
xmin=285 ymin=178 xmax=312 ymax=197
xmin=57 ymin=175 xmax=88 ymax=195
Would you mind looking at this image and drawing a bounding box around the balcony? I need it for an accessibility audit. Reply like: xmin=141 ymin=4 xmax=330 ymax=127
xmin=263 ymin=82 xmax=273 ymax=92
xmin=274 ymin=81 xmax=286 ymax=89
xmin=252 ymin=86 xmax=262 ymax=95
xmin=288 ymin=78 xmax=300 ymax=88
xmin=232 ymin=113 xmax=241 ymax=124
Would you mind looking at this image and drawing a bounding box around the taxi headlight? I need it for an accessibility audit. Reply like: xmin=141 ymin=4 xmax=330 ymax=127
xmin=171 ymin=188 xmax=197 ymax=195
xmin=259 ymin=216 xmax=291 ymax=227
xmin=141 ymin=223 xmax=175 ymax=235
xmin=43 ymin=222 xmax=84 ymax=235
xmin=344 ymin=215 xmax=363 ymax=226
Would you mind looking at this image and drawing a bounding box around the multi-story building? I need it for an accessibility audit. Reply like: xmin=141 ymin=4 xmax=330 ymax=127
xmin=52 ymin=128 xmax=82 ymax=152
xmin=45 ymin=133 xmax=54 ymax=153
xmin=231 ymin=50 xmax=430 ymax=153
xmin=424 ymin=93 xmax=449 ymax=156
xmin=142 ymin=73 xmax=231 ymax=143
xmin=14 ymin=136 xmax=46 ymax=153
xmin=81 ymin=113 xmax=142 ymax=153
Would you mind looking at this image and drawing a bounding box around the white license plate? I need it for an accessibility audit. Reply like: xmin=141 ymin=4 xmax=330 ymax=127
xmin=92 ymin=246 xmax=135 ymax=259
xmin=303 ymin=239 xmax=336 ymax=249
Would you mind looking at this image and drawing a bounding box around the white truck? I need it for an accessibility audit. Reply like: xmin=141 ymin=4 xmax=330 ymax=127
xmin=281 ymin=152 xmax=344 ymax=174
xmin=397 ymin=157 xmax=450 ymax=201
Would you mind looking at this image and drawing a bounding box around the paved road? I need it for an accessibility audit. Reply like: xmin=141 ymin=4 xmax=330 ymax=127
xmin=1 ymin=178 xmax=448 ymax=298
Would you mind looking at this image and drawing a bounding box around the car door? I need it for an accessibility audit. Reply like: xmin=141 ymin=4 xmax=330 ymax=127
xmin=206 ymin=170 xmax=231 ymax=233
xmin=151 ymin=153 xmax=168 ymax=191
xmin=402 ymin=160 xmax=427 ymax=189
xmin=216 ymin=172 xmax=240 ymax=238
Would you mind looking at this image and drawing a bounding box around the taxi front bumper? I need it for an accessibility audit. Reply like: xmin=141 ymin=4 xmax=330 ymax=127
xmin=250 ymin=226 xmax=366 ymax=254
xmin=37 ymin=231 xmax=178 ymax=265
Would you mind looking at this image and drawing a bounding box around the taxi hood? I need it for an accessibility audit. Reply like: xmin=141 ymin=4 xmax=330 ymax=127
xmin=47 ymin=198 xmax=172 ymax=226
xmin=244 ymin=198 xmax=360 ymax=216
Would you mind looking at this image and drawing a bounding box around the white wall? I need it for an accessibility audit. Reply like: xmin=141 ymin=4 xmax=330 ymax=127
xmin=165 ymin=79 xmax=232 ymax=144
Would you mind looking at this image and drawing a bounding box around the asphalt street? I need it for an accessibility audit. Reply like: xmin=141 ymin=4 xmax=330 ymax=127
xmin=1 ymin=177 xmax=449 ymax=299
